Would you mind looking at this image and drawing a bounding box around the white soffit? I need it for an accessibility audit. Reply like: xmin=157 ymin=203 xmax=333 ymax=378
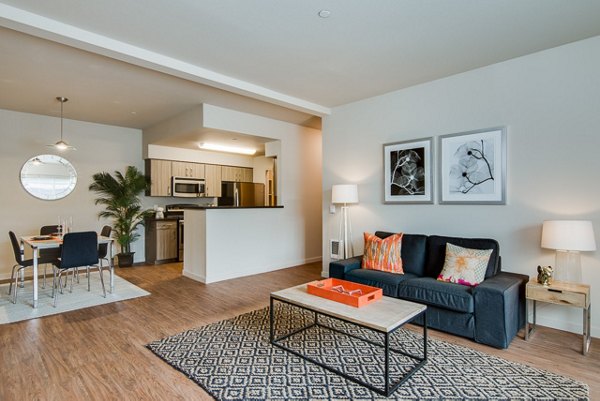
xmin=0 ymin=2 xmax=331 ymax=116
xmin=1 ymin=1 xmax=600 ymax=112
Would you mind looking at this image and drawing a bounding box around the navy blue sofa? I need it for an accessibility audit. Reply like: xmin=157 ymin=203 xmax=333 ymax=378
xmin=329 ymin=231 xmax=528 ymax=349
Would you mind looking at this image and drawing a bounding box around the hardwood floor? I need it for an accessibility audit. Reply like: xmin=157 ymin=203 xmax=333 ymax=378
xmin=1 ymin=262 xmax=597 ymax=400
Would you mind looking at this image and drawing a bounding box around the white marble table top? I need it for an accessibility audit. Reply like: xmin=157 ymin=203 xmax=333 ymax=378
xmin=271 ymin=283 xmax=426 ymax=332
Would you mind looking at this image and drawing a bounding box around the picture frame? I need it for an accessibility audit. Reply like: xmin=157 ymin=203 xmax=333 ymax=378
xmin=438 ymin=127 xmax=506 ymax=205
xmin=383 ymin=137 xmax=433 ymax=204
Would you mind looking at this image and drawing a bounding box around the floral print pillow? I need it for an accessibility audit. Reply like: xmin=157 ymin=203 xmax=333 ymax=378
xmin=437 ymin=243 xmax=492 ymax=286
xmin=362 ymin=232 xmax=404 ymax=274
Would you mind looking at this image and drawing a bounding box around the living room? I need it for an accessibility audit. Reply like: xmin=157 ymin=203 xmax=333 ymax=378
xmin=1 ymin=2 xmax=599 ymax=400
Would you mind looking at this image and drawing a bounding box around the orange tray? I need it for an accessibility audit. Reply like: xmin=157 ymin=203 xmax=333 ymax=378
xmin=306 ymin=278 xmax=383 ymax=308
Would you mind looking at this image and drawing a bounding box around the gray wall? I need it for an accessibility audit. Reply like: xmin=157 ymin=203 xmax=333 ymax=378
xmin=0 ymin=109 xmax=143 ymax=279
xmin=322 ymin=35 xmax=600 ymax=336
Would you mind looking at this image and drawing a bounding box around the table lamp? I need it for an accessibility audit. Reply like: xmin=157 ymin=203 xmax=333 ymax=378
xmin=541 ymin=220 xmax=596 ymax=283
xmin=332 ymin=184 xmax=359 ymax=259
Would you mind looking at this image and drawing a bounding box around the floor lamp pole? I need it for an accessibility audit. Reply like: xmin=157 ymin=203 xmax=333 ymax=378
xmin=339 ymin=204 xmax=353 ymax=259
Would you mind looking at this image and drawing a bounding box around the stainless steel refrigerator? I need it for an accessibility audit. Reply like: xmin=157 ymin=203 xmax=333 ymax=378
xmin=220 ymin=181 xmax=265 ymax=207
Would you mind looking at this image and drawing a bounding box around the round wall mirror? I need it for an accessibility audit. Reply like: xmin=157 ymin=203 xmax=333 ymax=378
xmin=20 ymin=154 xmax=77 ymax=200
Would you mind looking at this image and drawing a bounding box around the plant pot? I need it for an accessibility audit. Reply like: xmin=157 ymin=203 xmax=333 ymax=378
xmin=117 ymin=252 xmax=135 ymax=268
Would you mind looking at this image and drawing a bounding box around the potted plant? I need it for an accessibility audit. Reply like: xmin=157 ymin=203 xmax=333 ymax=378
xmin=89 ymin=166 xmax=153 ymax=267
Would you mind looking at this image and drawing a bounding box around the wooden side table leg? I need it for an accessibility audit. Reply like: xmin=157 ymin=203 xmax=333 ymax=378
xmin=583 ymin=306 xmax=591 ymax=355
xmin=525 ymin=298 xmax=530 ymax=340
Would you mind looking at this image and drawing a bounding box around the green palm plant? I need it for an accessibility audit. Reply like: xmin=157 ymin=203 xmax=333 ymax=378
xmin=89 ymin=166 xmax=153 ymax=265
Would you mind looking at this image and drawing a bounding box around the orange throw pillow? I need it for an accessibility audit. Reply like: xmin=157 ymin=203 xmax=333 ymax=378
xmin=362 ymin=232 xmax=404 ymax=274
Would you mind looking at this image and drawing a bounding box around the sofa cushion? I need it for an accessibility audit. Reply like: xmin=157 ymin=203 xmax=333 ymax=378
xmin=345 ymin=269 xmax=418 ymax=297
xmin=362 ymin=232 xmax=404 ymax=273
xmin=374 ymin=231 xmax=427 ymax=276
xmin=425 ymin=235 xmax=499 ymax=279
xmin=438 ymin=243 xmax=493 ymax=286
xmin=398 ymin=277 xmax=474 ymax=313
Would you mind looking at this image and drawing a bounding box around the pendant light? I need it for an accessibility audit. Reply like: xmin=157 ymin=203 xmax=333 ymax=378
xmin=47 ymin=96 xmax=76 ymax=151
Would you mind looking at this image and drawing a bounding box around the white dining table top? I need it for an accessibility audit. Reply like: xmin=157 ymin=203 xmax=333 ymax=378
xmin=21 ymin=235 xmax=113 ymax=249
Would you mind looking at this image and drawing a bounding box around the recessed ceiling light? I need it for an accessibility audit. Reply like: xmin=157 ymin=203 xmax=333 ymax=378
xmin=131 ymin=111 xmax=137 ymax=115
xmin=199 ymin=142 xmax=256 ymax=155
xmin=318 ymin=9 xmax=331 ymax=18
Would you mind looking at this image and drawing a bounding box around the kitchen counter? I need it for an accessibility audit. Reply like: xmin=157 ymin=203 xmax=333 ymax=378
xmin=145 ymin=217 xmax=180 ymax=222
xmin=179 ymin=205 xmax=284 ymax=210
xmin=183 ymin=207 xmax=294 ymax=284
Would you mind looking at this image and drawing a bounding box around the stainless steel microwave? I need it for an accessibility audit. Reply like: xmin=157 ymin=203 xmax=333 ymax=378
xmin=172 ymin=177 xmax=205 ymax=197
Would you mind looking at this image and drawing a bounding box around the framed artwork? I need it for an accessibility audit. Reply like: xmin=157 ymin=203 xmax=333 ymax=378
xmin=383 ymin=137 xmax=433 ymax=204
xmin=439 ymin=127 xmax=506 ymax=204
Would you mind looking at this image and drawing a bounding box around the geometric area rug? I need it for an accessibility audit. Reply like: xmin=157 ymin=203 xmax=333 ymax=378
xmin=147 ymin=305 xmax=590 ymax=401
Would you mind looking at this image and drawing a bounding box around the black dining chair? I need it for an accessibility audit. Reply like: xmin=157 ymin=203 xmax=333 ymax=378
xmin=52 ymin=231 xmax=106 ymax=307
xmin=8 ymin=231 xmax=34 ymax=304
xmin=98 ymin=225 xmax=112 ymax=268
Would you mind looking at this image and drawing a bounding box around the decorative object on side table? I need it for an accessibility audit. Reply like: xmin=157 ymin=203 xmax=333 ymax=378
xmin=383 ymin=137 xmax=433 ymax=204
xmin=536 ymin=265 xmax=553 ymax=286
xmin=89 ymin=166 xmax=153 ymax=267
xmin=525 ymin=279 xmax=591 ymax=355
xmin=439 ymin=127 xmax=506 ymax=204
xmin=541 ymin=220 xmax=596 ymax=283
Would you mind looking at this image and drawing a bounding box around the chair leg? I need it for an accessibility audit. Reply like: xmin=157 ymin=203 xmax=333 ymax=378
xmin=52 ymin=267 xmax=57 ymax=298
xmin=43 ymin=264 xmax=47 ymax=289
xmin=12 ymin=268 xmax=22 ymax=304
xmin=8 ymin=264 xmax=17 ymax=295
xmin=87 ymin=266 xmax=91 ymax=292
xmin=98 ymin=265 xmax=106 ymax=298
xmin=54 ymin=270 xmax=64 ymax=307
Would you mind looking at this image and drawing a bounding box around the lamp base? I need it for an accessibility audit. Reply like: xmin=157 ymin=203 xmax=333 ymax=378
xmin=554 ymin=250 xmax=582 ymax=283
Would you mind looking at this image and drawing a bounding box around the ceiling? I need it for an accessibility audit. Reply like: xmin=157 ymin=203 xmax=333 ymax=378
xmin=1 ymin=1 xmax=600 ymax=131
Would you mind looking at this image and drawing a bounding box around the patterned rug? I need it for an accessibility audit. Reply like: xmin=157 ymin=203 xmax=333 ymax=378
xmin=147 ymin=304 xmax=589 ymax=401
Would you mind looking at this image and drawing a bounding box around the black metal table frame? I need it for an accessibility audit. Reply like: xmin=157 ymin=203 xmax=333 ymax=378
xmin=269 ymin=296 xmax=427 ymax=397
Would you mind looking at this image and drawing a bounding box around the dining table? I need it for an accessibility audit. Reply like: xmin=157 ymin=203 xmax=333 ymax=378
xmin=20 ymin=234 xmax=115 ymax=308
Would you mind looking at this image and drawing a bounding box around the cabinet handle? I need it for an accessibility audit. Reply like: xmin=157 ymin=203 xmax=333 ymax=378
xmin=167 ymin=185 xmax=171 ymax=196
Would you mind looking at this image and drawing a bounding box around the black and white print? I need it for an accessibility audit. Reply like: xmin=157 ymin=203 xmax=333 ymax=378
xmin=384 ymin=138 xmax=433 ymax=204
xmin=439 ymin=127 xmax=506 ymax=204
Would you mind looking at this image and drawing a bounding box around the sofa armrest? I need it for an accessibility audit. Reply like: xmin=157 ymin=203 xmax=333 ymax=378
xmin=472 ymin=271 xmax=528 ymax=348
xmin=329 ymin=256 xmax=363 ymax=279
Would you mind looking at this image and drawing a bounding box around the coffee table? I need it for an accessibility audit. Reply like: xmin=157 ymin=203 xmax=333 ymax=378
xmin=270 ymin=283 xmax=427 ymax=396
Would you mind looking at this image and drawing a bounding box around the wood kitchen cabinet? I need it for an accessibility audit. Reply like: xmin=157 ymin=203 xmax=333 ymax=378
xmin=172 ymin=161 xmax=205 ymax=179
xmin=146 ymin=159 xmax=172 ymax=197
xmin=242 ymin=167 xmax=253 ymax=182
xmin=145 ymin=219 xmax=178 ymax=263
xmin=204 ymin=164 xmax=222 ymax=197
xmin=222 ymin=166 xmax=253 ymax=182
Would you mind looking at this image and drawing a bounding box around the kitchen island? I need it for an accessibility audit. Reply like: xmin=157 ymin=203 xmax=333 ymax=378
xmin=183 ymin=206 xmax=308 ymax=284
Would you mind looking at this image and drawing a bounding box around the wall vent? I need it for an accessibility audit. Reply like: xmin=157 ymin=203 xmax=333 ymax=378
xmin=330 ymin=239 xmax=343 ymax=260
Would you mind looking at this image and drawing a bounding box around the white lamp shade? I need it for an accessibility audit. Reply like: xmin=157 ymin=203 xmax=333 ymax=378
xmin=332 ymin=184 xmax=358 ymax=204
xmin=541 ymin=220 xmax=596 ymax=251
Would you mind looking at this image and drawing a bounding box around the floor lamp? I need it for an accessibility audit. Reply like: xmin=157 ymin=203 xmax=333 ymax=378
xmin=332 ymin=184 xmax=358 ymax=259
xmin=541 ymin=220 xmax=596 ymax=283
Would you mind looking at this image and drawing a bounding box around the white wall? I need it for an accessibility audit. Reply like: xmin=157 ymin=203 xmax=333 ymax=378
xmin=0 ymin=109 xmax=144 ymax=279
xmin=203 ymin=104 xmax=323 ymax=262
xmin=322 ymin=35 xmax=600 ymax=337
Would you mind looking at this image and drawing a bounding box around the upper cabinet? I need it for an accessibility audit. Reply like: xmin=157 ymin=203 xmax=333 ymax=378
xmin=145 ymin=159 xmax=251 ymax=197
xmin=172 ymin=161 xmax=205 ymax=179
xmin=205 ymin=164 xmax=222 ymax=197
xmin=146 ymin=159 xmax=172 ymax=197
xmin=222 ymin=166 xmax=253 ymax=182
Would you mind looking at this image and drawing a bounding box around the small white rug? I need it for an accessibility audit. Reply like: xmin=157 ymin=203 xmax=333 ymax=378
xmin=0 ymin=272 xmax=149 ymax=324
